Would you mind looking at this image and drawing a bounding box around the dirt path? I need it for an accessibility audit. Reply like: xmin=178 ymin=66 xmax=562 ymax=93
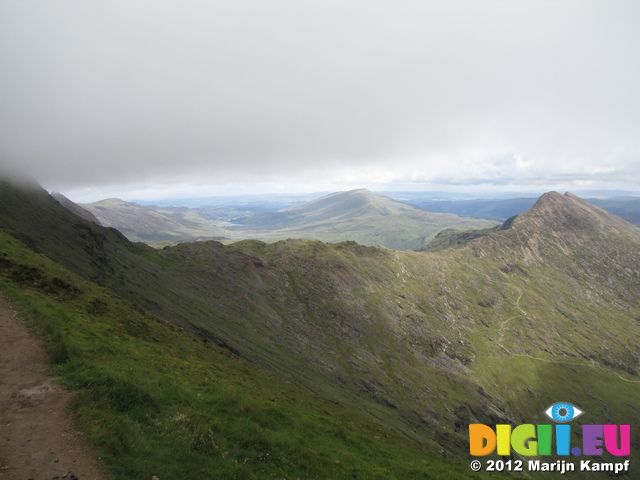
xmin=0 ymin=295 xmax=107 ymax=480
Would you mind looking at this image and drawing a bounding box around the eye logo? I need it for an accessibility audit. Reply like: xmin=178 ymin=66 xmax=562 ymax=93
xmin=544 ymin=402 xmax=584 ymax=423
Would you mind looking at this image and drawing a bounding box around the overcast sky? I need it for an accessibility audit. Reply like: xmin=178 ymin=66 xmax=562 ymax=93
xmin=1 ymin=0 xmax=639 ymax=202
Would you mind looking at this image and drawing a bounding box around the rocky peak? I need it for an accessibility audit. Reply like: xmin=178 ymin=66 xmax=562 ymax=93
xmin=509 ymin=191 xmax=640 ymax=240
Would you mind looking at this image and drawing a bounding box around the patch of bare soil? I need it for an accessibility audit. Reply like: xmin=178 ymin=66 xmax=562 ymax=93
xmin=0 ymin=295 xmax=107 ymax=480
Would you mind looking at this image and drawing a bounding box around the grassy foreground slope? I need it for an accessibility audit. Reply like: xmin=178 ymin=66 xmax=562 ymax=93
xmin=0 ymin=231 xmax=493 ymax=480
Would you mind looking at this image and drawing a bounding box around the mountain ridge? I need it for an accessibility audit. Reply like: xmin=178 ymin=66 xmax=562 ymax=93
xmin=474 ymin=191 xmax=640 ymax=272
xmin=515 ymin=191 xmax=640 ymax=234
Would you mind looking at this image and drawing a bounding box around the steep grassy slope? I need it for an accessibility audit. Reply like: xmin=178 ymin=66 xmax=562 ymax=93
xmin=0 ymin=178 xmax=230 ymax=331
xmin=1 ymin=178 xmax=639 ymax=478
xmin=0 ymin=231 xmax=492 ymax=480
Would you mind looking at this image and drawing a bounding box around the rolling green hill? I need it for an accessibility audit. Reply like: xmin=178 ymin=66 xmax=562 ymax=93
xmin=230 ymin=188 xmax=499 ymax=250
xmin=1 ymin=177 xmax=639 ymax=479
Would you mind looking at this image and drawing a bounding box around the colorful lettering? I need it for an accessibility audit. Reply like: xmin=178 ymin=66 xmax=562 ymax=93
xmin=469 ymin=424 xmax=496 ymax=456
xmin=469 ymin=423 xmax=631 ymax=457
xmin=583 ymin=424 xmax=604 ymax=455
xmin=604 ymin=425 xmax=630 ymax=456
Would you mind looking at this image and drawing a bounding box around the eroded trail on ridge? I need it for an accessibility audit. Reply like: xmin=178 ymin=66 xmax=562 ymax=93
xmin=0 ymin=296 xmax=107 ymax=480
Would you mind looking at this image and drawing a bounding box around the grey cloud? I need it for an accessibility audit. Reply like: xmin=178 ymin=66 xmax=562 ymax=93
xmin=1 ymin=1 xmax=639 ymax=194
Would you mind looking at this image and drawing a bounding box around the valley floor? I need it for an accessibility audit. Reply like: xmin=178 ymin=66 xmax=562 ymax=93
xmin=0 ymin=295 xmax=106 ymax=480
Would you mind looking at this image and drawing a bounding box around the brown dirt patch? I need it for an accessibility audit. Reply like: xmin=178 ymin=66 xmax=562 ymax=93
xmin=0 ymin=295 xmax=107 ymax=480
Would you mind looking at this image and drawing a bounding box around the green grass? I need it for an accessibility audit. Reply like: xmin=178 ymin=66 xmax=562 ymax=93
xmin=0 ymin=231 xmax=497 ymax=480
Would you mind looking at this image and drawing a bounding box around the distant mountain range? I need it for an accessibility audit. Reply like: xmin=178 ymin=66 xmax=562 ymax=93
xmin=53 ymin=189 xmax=640 ymax=251
xmin=228 ymin=188 xmax=498 ymax=250
xmin=61 ymin=188 xmax=499 ymax=250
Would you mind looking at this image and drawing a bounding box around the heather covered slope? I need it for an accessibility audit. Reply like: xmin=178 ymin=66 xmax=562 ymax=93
xmin=1 ymin=178 xmax=639 ymax=478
